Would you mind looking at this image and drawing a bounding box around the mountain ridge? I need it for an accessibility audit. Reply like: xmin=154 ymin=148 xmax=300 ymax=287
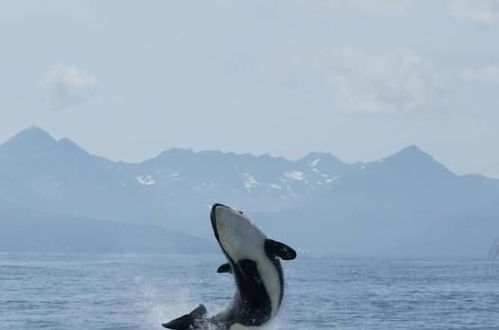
xmin=3 ymin=126 xmax=476 ymax=177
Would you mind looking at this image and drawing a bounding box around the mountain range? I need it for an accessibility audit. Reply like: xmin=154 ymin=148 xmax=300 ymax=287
xmin=1 ymin=126 xmax=498 ymax=257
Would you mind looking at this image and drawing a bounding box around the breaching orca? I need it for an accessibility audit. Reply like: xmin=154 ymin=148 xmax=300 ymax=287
xmin=162 ymin=203 xmax=296 ymax=330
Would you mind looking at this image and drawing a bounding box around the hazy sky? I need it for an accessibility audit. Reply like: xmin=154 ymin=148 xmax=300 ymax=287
xmin=1 ymin=0 xmax=499 ymax=177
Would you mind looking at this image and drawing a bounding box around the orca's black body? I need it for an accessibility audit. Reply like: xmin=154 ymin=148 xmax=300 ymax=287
xmin=162 ymin=203 xmax=296 ymax=330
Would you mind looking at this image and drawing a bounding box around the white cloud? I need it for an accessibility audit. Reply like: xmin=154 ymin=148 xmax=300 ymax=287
xmin=460 ymin=66 xmax=499 ymax=83
xmin=328 ymin=49 xmax=443 ymax=114
xmin=275 ymin=0 xmax=411 ymax=19
xmin=39 ymin=65 xmax=96 ymax=109
xmin=448 ymin=0 xmax=499 ymax=24
xmin=269 ymin=49 xmax=443 ymax=115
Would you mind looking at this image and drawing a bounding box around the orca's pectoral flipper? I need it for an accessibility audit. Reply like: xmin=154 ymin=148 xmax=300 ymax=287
xmin=162 ymin=304 xmax=207 ymax=329
xmin=265 ymin=239 xmax=297 ymax=260
xmin=217 ymin=263 xmax=232 ymax=274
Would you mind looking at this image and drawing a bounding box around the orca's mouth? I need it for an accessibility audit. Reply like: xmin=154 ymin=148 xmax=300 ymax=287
xmin=210 ymin=203 xmax=238 ymax=267
xmin=210 ymin=203 xmax=228 ymax=243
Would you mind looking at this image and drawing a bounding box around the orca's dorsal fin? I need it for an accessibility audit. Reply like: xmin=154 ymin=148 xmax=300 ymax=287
xmin=162 ymin=304 xmax=207 ymax=329
xmin=217 ymin=263 xmax=232 ymax=274
xmin=265 ymin=239 xmax=297 ymax=260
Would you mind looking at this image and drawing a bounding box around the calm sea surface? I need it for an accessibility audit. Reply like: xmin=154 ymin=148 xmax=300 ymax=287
xmin=1 ymin=253 xmax=498 ymax=330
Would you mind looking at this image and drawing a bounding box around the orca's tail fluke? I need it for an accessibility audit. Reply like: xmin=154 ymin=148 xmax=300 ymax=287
xmin=162 ymin=304 xmax=207 ymax=329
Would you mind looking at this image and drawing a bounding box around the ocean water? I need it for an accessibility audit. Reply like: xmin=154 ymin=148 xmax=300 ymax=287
xmin=1 ymin=253 xmax=498 ymax=330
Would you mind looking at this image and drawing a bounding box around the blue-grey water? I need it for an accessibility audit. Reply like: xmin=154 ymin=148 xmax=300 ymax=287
xmin=1 ymin=253 xmax=498 ymax=330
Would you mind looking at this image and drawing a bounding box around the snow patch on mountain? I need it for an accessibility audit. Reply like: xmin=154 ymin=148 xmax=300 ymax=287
xmin=242 ymin=173 xmax=258 ymax=190
xmin=268 ymin=183 xmax=283 ymax=190
xmin=284 ymin=170 xmax=305 ymax=181
xmin=137 ymin=175 xmax=155 ymax=185
xmin=326 ymin=177 xmax=338 ymax=183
